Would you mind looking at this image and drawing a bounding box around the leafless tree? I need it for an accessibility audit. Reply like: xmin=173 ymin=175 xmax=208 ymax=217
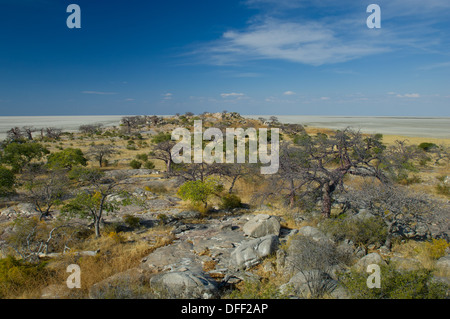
xmin=147 ymin=115 xmax=160 ymax=126
xmin=215 ymin=163 xmax=259 ymax=193
xmin=22 ymin=126 xmax=35 ymax=140
xmin=121 ymin=116 xmax=146 ymax=134
xmin=342 ymin=181 xmax=449 ymax=248
xmin=21 ymin=166 xmax=70 ymax=220
xmin=79 ymin=123 xmax=103 ymax=134
xmin=87 ymin=144 xmax=117 ymax=167
xmin=1 ymin=216 xmax=87 ymax=262
xmin=261 ymin=129 xmax=389 ymax=217
xmin=6 ymin=127 xmax=24 ymax=141
xmin=281 ymin=123 xmax=305 ymax=136
xmin=149 ymin=140 xmax=176 ymax=173
xmin=45 ymin=127 xmax=62 ymax=139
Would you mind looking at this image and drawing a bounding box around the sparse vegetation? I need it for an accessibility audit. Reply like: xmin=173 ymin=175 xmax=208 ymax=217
xmin=0 ymin=112 xmax=448 ymax=300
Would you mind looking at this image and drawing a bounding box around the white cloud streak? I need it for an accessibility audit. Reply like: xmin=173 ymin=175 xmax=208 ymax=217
xmin=82 ymin=91 xmax=117 ymax=95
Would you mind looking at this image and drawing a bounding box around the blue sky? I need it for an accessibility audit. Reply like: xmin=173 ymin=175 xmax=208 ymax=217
xmin=0 ymin=0 xmax=449 ymax=116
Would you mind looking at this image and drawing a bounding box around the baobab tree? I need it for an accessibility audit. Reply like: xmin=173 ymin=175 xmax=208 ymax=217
xmin=263 ymin=128 xmax=389 ymax=217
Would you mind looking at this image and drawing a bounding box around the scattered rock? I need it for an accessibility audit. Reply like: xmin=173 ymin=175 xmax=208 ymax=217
xmin=354 ymin=253 xmax=386 ymax=272
xmin=231 ymin=234 xmax=279 ymax=269
xmin=149 ymin=269 xmax=219 ymax=299
xmin=243 ymin=214 xmax=281 ymax=238
xmin=280 ymin=270 xmax=338 ymax=298
xmin=436 ymin=255 xmax=450 ymax=276
xmin=176 ymin=210 xmax=202 ymax=220
xmin=141 ymin=241 xmax=202 ymax=273
xmin=297 ymin=226 xmax=330 ymax=242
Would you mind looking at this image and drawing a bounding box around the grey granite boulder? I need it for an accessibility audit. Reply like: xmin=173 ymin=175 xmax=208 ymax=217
xmin=354 ymin=252 xmax=386 ymax=272
xmin=243 ymin=214 xmax=281 ymax=238
xmin=231 ymin=234 xmax=279 ymax=269
xmin=149 ymin=269 xmax=219 ymax=299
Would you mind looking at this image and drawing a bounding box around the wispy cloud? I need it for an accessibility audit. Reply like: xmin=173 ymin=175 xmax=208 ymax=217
xmin=419 ymin=61 xmax=450 ymax=70
xmin=191 ymin=0 xmax=450 ymax=67
xmin=162 ymin=93 xmax=173 ymax=100
xmin=197 ymin=18 xmax=388 ymax=66
xmin=82 ymin=91 xmax=117 ymax=95
xmin=396 ymin=93 xmax=420 ymax=98
xmin=221 ymin=92 xmax=245 ymax=98
xmin=283 ymin=91 xmax=296 ymax=95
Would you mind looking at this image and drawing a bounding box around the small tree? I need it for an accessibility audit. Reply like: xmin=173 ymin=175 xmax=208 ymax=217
xmin=62 ymin=168 xmax=130 ymax=237
xmin=45 ymin=127 xmax=62 ymax=140
xmin=6 ymin=127 xmax=25 ymax=142
xmin=47 ymin=148 xmax=87 ymax=169
xmin=0 ymin=142 xmax=49 ymax=173
xmin=21 ymin=166 xmax=70 ymax=220
xmin=177 ymin=177 xmax=223 ymax=210
xmin=87 ymin=144 xmax=116 ymax=167
xmin=0 ymin=166 xmax=15 ymax=197
xmin=79 ymin=124 xmax=103 ymax=135
xmin=149 ymin=133 xmax=175 ymax=172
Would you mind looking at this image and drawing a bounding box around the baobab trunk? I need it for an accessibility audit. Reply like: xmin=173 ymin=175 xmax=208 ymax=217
xmin=322 ymin=183 xmax=332 ymax=218
xmin=289 ymin=179 xmax=296 ymax=208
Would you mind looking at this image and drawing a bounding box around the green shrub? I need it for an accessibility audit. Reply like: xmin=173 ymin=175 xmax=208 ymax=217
xmin=0 ymin=166 xmax=15 ymax=197
xmin=129 ymin=160 xmax=142 ymax=169
xmin=220 ymin=193 xmax=242 ymax=210
xmin=136 ymin=153 xmax=148 ymax=162
xmin=436 ymin=183 xmax=450 ymax=197
xmin=177 ymin=177 xmax=223 ymax=210
xmin=339 ymin=264 xmax=449 ymax=299
xmin=145 ymin=185 xmax=168 ymax=194
xmin=122 ymin=214 xmax=141 ymax=229
xmin=320 ymin=215 xmax=387 ymax=248
xmin=225 ymin=279 xmax=288 ymax=299
xmin=143 ymin=160 xmax=155 ymax=170
xmin=418 ymin=142 xmax=438 ymax=152
xmin=47 ymin=148 xmax=87 ymax=169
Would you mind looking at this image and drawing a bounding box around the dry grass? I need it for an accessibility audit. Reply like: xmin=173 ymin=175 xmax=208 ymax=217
xmin=391 ymin=239 xmax=450 ymax=271
xmin=32 ymin=226 xmax=176 ymax=298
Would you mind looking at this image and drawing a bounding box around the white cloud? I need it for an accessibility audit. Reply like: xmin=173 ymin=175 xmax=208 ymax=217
xmin=320 ymin=97 xmax=330 ymax=100
xmin=396 ymin=93 xmax=420 ymax=98
xmin=221 ymin=92 xmax=245 ymax=98
xmin=200 ymin=19 xmax=388 ymax=66
xmin=283 ymin=91 xmax=296 ymax=95
xmin=82 ymin=91 xmax=117 ymax=95
xmin=419 ymin=61 xmax=450 ymax=71
xmin=163 ymin=93 xmax=173 ymax=100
